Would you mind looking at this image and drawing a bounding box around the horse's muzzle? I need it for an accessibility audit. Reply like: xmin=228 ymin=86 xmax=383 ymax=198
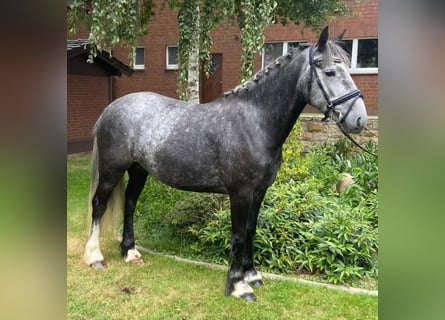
xmin=339 ymin=112 xmax=367 ymax=134
xmin=349 ymin=115 xmax=368 ymax=134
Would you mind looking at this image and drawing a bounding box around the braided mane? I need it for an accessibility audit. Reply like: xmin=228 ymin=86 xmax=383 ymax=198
xmin=223 ymin=40 xmax=349 ymax=97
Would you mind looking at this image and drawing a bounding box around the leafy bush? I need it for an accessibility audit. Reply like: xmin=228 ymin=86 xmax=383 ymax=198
xmin=164 ymin=193 xmax=229 ymax=237
xmin=135 ymin=176 xmax=189 ymax=223
xmin=188 ymin=209 xmax=232 ymax=265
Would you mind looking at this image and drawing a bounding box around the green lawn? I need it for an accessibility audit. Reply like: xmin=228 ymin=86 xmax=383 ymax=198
xmin=67 ymin=154 xmax=377 ymax=319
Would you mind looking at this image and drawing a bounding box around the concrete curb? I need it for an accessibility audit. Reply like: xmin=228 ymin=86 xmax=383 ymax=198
xmin=135 ymin=245 xmax=378 ymax=297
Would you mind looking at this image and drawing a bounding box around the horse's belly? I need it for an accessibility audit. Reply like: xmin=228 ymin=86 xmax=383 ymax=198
xmin=156 ymin=170 xmax=226 ymax=193
xmin=158 ymin=168 xmax=225 ymax=193
xmin=140 ymin=148 xmax=226 ymax=193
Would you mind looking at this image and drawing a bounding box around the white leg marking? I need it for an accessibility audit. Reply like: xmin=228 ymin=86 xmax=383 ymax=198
xmin=231 ymin=281 xmax=254 ymax=298
xmin=84 ymin=223 xmax=104 ymax=265
xmin=244 ymin=270 xmax=263 ymax=284
xmin=124 ymin=248 xmax=143 ymax=264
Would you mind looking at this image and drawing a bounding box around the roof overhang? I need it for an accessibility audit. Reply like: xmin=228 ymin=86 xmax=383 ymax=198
xmin=67 ymin=39 xmax=133 ymax=77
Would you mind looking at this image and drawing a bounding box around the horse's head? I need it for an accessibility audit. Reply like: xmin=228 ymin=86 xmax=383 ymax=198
xmin=304 ymin=27 xmax=368 ymax=134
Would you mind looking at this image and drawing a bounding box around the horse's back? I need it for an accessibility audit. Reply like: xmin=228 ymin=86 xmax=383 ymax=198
xmin=93 ymin=91 xmax=279 ymax=193
xmin=94 ymin=92 xmax=228 ymax=190
xmin=95 ymin=91 xmax=192 ymax=141
xmin=96 ymin=91 xmax=189 ymax=128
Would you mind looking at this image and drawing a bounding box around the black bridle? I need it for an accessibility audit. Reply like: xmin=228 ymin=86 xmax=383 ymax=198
xmin=308 ymin=45 xmax=377 ymax=157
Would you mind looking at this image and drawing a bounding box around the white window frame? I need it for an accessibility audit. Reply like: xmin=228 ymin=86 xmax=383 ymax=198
xmin=166 ymin=45 xmax=179 ymax=70
xmin=133 ymin=46 xmax=145 ymax=70
xmin=262 ymin=41 xmax=306 ymax=68
xmin=345 ymin=38 xmax=378 ymax=75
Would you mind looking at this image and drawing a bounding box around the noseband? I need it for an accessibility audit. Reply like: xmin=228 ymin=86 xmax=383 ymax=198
xmin=308 ymin=45 xmax=377 ymax=157
xmin=308 ymin=45 xmax=363 ymax=123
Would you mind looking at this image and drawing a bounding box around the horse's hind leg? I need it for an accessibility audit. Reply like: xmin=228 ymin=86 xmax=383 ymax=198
xmin=120 ymin=163 xmax=148 ymax=264
xmin=85 ymin=169 xmax=125 ymax=268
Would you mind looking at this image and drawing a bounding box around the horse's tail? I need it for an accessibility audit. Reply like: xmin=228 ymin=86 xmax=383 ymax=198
xmin=87 ymin=136 xmax=125 ymax=239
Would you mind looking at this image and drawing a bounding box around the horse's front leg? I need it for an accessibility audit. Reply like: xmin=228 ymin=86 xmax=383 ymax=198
xmin=225 ymin=188 xmax=257 ymax=301
xmin=120 ymin=164 xmax=148 ymax=264
xmin=243 ymin=190 xmax=267 ymax=287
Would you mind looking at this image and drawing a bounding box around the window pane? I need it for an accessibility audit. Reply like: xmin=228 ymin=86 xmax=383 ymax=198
xmin=135 ymin=47 xmax=144 ymax=65
xmin=341 ymin=40 xmax=353 ymax=56
xmin=168 ymin=46 xmax=178 ymax=65
xmin=287 ymin=41 xmax=305 ymax=53
xmin=264 ymin=43 xmax=283 ymax=66
xmin=357 ymin=39 xmax=378 ymax=68
xmin=340 ymin=40 xmax=353 ymax=68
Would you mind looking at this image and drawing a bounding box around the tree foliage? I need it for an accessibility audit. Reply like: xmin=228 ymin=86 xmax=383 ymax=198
xmin=67 ymin=0 xmax=351 ymax=97
xmin=67 ymin=0 xmax=155 ymax=63
xmin=168 ymin=0 xmax=351 ymax=91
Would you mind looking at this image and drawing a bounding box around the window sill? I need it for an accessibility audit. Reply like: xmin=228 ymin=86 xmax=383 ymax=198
xmin=349 ymin=68 xmax=378 ymax=75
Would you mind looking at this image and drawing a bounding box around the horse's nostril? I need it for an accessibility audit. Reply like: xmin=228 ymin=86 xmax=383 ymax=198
xmin=357 ymin=117 xmax=362 ymax=127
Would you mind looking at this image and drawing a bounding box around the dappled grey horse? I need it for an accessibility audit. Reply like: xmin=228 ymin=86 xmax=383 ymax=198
xmin=84 ymin=27 xmax=367 ymax=301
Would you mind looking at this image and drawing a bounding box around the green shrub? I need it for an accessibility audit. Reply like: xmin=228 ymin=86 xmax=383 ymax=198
xmin=164 ymin=193 xmax=229 ymax=237
xmin=188 ymin=208 xmax=232 ymax=265
xmin=275 ymin=120 xmax=306 ymax=183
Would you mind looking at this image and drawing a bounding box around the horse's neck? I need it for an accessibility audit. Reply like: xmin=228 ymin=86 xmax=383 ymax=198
xmin=229 ymin=56 xmax=308 ymax=149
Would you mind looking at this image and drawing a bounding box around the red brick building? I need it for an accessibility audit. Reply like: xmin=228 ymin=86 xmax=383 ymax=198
xmin=112 ymin=0 xmax=378 ymax=113
xmin=67 ymin=40 xmax=133 ymax=153
xmin=67 ymin=0 xmax=378 ymax=153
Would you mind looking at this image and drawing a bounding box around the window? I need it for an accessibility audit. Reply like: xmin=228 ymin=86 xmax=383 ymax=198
xmin=262 ymin=41 xmax=306 ymax=68
xmin=166 ymin=45 xmax=179 ymax=70
xmin=263 ymin=43 xmax=283 ymax=67
xmin=133 ymin=47 xmax=145 ymax=70
xmin=342 ymin=38 xmax=378 ymax=74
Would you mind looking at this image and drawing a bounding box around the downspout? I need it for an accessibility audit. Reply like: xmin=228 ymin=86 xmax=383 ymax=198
xmin=108 ymin=75 xmax=113 ymax=103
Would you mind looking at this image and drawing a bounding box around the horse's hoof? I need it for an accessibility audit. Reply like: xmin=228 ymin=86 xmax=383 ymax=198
xmin=241 ymin=293 xmax=257 ymax=302
xmin=244 ymin=271 xmax=264 ymax=287
xmin=230 ymin=281 xmax=257 ymax=301
xmin=90 ymin=261 xmax=106 ymax=269
xmin=249 ymin=279 xmax=265 ymax=287
xmin=124 ymin=249 xmax=144 ymax=264
xmin=128 ymin=257 xmax=144 ymax=265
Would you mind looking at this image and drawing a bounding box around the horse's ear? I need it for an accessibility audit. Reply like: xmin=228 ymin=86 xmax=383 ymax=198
xmin=334 ymin=29 xmax=347 ymax=42
xmin=317 ymin=26 xmax=329 ymax=52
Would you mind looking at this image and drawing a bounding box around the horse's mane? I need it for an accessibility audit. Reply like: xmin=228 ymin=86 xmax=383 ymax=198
xmin=223 ymin=44 xmax=307 ymax=97
xmin=223 ymin=40 xmax=350 ymax=98
xmin=318 ymin=40 xmax=351 ymax=69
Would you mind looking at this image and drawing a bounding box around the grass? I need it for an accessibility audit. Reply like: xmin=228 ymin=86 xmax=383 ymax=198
xmin=67 ymin=154 xmax=377 ymax=319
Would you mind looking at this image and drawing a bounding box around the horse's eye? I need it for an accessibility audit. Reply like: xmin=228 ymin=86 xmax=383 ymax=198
xmin=334 ymin=58 xmax=342 ymax=64
xmin=325 ymin=69 xmax=336 ymax=77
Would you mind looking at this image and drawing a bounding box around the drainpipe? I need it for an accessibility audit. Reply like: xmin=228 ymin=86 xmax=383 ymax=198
xmin=108 ymin=75 xmax=113 ymax=103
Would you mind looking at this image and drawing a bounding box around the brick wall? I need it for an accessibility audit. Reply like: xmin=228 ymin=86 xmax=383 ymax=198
xmin=67 ymin=74 xmax=109 ymax=152
xmin=111 ymin=0 xmax=378 ymax=115
xmin=352 ymin=74 xmax=378 ymax=115
xmin=112 ymin=2 xmax=180 ymax=100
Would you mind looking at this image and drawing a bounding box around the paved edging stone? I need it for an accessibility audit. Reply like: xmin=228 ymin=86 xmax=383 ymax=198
xmin=135 ymin=245 xmax=378 ymax=297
